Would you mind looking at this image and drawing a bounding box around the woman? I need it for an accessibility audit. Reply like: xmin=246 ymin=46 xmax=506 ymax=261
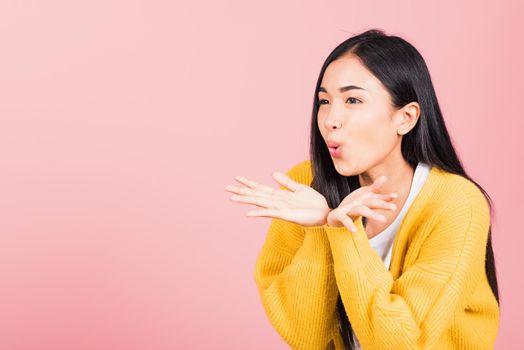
xmin=224 ymin=28 xmax=499 ymax=349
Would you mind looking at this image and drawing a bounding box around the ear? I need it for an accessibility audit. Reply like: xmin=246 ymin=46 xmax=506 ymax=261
xmin=396 ymin=102 xmax=420 ymax=136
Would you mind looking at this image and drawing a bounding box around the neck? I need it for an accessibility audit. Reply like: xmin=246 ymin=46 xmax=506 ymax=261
xmin=358 ymin=157 xmax=415 ymax=200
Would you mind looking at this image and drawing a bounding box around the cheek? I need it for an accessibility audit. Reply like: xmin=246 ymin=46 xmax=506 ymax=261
xmin=351 ymin=118 xmax=397 ymax=157
xmin=317 ymin=113 xmax=328 ymax=129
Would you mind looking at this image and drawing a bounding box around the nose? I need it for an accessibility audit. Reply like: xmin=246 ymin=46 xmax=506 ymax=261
xmin=324 ymin=111 xmax=343 ymax=130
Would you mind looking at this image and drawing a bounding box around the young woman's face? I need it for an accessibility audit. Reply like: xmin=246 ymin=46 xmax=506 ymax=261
xmin=317 ymin=54 xmax=402 ymax=176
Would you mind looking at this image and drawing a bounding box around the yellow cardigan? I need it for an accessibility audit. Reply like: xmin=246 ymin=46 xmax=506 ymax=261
xmin=254 ymin=160 xmax=499 ymax=349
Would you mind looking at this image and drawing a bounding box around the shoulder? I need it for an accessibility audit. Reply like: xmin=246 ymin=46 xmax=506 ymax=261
xmin=431 ymin=168 xmax=491 ymax=227
xmin=284 ymin=159 xmax=313 ymax=186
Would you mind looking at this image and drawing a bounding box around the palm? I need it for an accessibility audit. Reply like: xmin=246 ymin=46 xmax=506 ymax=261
xmin=327 ymin=175 xmax=398 ymax=231
xmin=273 ymin=185 xmax=330 ymax=226
xmin=225 ymin=172 xmax=331 ymax=227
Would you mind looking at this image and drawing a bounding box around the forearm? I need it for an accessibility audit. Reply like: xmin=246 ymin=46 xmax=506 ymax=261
xmin=254 ymin=222 xmax=338 ymax=349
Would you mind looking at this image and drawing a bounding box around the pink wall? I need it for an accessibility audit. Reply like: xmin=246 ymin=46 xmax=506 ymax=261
xmin=0 ymin=0 xmax=521 ymax=349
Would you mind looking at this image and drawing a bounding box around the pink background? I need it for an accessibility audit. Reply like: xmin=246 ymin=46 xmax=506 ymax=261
xmin=0 ymin=0 xmax=522 ymax=349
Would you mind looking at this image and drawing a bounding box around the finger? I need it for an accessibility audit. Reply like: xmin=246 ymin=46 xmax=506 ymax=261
xmin=333 ymin=210 xmax=358 ymax=233
xmin=370 ymin=175 xmax=388 ymax=192
xmin=225 ymin=184 xmax=248 ymax=195
xmin=343 ymin=217 xmax=358 ymax=233
xmin=230 ymin=195 xmax=276 ymax=209
xmin=246 ymin=208 xmax=283 ymax=219
xmin=233 ymin=176 xmax=285 ymax=196
xmin=371 ymin=192 xmax=399 ymax=201
xmin=341 ymin=203 xmax=386 ymax=223
xmin=272 ymin=171 xmax=302 ymax=192
xmin=225 ymin=184 xmax=274 ymax=200
xmin=362 ymin=197 xmax=397 ymax=211
xmin=356 ymin=204 xmax=387 ymax=223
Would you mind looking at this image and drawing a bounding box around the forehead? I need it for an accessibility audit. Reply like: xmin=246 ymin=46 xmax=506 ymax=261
xmin=320 ymin=55 xmax=384 ymax=95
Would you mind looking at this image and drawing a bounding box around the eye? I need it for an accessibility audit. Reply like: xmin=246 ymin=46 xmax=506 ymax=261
xmin=347 ymin=97 xmax=361 ymax=104
xmin=317 ymin=97 xmax=361 ymax=105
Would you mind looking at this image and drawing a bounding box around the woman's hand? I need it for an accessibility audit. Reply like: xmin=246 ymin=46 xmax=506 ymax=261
xmin=225 ymin=171 xmax=331 ymax=227
xmin=327 ymin=175 xmax=398 ymax=232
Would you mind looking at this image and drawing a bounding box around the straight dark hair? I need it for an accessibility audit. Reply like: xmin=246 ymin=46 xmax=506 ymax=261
xmin=308 ymin=28 xmax=499 ymax=349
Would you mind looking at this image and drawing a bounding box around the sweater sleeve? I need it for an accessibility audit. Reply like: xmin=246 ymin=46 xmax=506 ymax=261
xmin=311 ymin=189 xmax=492 ymax=350
xmin=253 ymin=161 xmax=340 ymax=350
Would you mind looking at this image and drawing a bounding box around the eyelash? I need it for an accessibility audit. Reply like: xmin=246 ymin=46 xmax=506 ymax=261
xmin=318 ymin=97 xmax=362 ymax=105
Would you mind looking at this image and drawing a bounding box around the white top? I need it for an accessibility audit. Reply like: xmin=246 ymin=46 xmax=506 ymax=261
xmin=352 ymin=161 xmax=431 ymax=349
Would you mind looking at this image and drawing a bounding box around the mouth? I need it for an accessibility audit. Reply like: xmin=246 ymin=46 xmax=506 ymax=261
xmin=327 ymin=141 xmax=342 ymax=148
xmin=328 ymin=144 xmax=343 ymax=157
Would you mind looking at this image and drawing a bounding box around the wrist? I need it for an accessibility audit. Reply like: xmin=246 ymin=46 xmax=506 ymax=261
xmin=326 ymin=208 xmax=345 ymax=228
xmin=307 ymin=208 xmax=332 ymax=227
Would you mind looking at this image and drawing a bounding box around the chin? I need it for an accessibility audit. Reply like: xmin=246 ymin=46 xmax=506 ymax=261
xmin=333 ymin=160 xmax=356 ymax=176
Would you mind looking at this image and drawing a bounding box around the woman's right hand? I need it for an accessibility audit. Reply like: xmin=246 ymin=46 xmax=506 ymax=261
xmin=225 ymin=171 xmax=332 ymax=227
xmin=327 ymin=175 xmax=398 ymax=232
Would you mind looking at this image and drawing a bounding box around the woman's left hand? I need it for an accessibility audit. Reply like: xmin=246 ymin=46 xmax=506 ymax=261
xmin=224 ymin=172 xmax=331 ymax=227
xmin=327 ymin=175 xmax=398 ymax=232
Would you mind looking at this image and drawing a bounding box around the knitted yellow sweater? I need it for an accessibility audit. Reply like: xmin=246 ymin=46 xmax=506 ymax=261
xmin=254 ymin=160 xmax=499 ymax=350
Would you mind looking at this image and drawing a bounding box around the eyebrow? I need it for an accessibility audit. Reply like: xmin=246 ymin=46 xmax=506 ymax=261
xmin=319 ymin=85 xmax=367 ymax=93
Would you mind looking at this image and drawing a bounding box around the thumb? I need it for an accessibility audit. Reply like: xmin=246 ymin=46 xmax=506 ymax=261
xmin=272 ymin=171 xmax=301 ymax=192
xmin=370 ymin=175 xmax=387 ymax=192
xmin=333 ymin=206 xmax=358 ymax=233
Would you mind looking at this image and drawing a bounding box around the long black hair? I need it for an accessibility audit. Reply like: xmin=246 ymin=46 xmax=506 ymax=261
xmin=308 ymin=28 xmax=499 ymax=349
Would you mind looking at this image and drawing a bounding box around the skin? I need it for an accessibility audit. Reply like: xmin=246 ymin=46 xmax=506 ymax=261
xmin=224 ymin=53 xmax=421 ymax=239
xmin=317 ymin=53 xmax=420 ymax=237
